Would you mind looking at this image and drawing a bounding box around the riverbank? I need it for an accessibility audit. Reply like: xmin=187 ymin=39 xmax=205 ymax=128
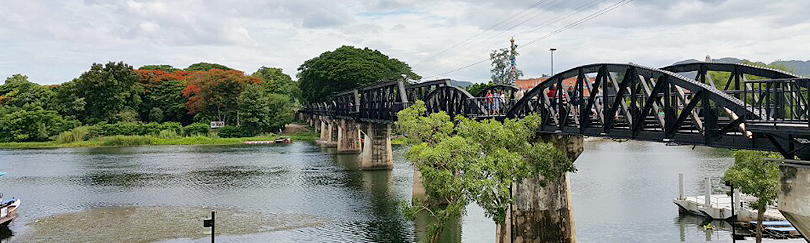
xmin=0 ymin=124 xmax=319 ymax=149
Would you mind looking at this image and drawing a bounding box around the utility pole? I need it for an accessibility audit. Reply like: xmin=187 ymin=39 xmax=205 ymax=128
xmin=550 ymin=48 xmax=557 ymax=76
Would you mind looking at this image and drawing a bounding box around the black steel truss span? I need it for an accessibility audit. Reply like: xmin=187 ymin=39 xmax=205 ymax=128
xmin=300 ymin=62 xmax=810 ymax=159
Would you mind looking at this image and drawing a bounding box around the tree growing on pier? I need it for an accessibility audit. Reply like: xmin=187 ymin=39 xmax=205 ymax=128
xmin=396 ymin=101 xmax=572 ymax=243
xmin=723 ymin=150 xmax=781 ymax=243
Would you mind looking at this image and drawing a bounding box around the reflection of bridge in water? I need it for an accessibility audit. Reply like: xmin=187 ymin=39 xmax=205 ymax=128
xmin=297 ymin=62 xmax=810 ymax=242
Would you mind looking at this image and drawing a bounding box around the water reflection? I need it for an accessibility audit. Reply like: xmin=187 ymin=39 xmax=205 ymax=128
xmin=675 ymin=214 xmax=732 ymax=241
xmin=0 ymin=227 xmax=12 ymax=242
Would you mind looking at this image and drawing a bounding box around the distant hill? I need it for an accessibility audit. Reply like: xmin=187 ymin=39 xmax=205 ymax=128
xmin=672 ymin=57 xmax=810 ymax=76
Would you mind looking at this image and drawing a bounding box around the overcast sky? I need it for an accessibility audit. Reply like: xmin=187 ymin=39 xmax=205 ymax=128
xmin=1 ymin=0 xmax=808 ymax=85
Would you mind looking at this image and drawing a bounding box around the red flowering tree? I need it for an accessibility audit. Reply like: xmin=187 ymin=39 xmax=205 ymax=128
xmin=134 ymin=69 xmax=197 ymax=123
xmin=182 ymin=69 xmax=261 ymax=124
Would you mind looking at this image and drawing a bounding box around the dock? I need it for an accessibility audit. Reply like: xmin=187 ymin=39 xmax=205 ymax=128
xmin=673 ymin=174 xmax=785 ymax=221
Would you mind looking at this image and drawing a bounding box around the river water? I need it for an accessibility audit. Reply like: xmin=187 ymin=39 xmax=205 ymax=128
xmin=0 ymin=139 xmax=736 ymax=242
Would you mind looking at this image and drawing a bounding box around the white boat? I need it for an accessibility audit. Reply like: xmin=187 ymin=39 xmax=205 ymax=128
xmin=0 ymin=172 xmax=19 ymax=227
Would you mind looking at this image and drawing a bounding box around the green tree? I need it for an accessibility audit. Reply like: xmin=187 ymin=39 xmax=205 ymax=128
xmin=723 ymin=150 xmax=781 ymax=243
xmin=138 ymin=65 xmax=181 ymax=73
xmin=251 ymin=66 xmax=300 ymax=101
xmin=708 ymin=60 xmax=794 ymax=90
xmin=185 ymin=62 xmax=232 ymax=72
xmin=52 ymin=80 xmax=86 ymax=121
xmin=0 ymin=107 xmax=79 ymax=142
xmin=490 ymin=48 xmax=522 ymax=85
xmin=266 ymin=93 xmax=294 ymax=131
xmin=0 ymin=74 xmax=55 ymax=109
xmin=237 ymin=84 xmax=271 ymax=134
xmin=396 ymin=101 xmax=572 ymax=243
xmin=466 ymin=82 xmax=496 ymax=96
xmin=62 ymin=62 xmax=142 ymax=123
xmin=140 ymin=79 xmax=189 ymax=123
xmin=298 ymin=46 xmax=420 ymax=104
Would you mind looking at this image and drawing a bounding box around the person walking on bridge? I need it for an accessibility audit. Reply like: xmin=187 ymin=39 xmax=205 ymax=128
xmin=493 ymin=90 xmax=501 ymax=115
xmin=485 ymin=90 xmax=494 ymax=115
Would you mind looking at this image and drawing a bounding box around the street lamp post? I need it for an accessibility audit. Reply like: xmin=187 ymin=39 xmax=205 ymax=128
xmin=550 ymin=48 xmax=557 ymax=76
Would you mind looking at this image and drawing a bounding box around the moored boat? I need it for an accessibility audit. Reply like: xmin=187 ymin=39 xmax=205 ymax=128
xmin=0 ymin=172 xmax=20 ymax=227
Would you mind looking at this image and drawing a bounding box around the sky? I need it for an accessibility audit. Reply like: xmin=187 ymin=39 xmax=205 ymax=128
xmin=1 ymin=0 xmax=809 ymax=85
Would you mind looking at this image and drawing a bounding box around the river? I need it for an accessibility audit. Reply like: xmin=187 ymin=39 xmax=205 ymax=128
xmin=0 ymin=139 xmax=736 ymax=242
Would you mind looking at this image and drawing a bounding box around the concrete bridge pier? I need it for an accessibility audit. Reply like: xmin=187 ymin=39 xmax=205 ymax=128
xmin=319 ymin=118 xmax=338 ymax=147
xmin=360 ymin=123 xmax=394 ymax=170
xmin=337 ymin=119 xmax=361 ymax=153
xmin=500 ymin=134 xmax=583 ymax=243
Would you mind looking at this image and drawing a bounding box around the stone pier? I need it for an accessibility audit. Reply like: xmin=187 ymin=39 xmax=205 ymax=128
xmin=360 ymin=123 xmax=394 ymax=170
xmin=500 ymin=134 xmax=583 ymax=243
xmin=337 ymin=119 xmax=361 ymax=153
xmin=319 ymin=119 xmax=337 ymax=147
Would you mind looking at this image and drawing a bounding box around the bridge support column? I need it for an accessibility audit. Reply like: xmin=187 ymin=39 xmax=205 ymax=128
xmin=503 ymin=134 xmax=583 ymax=243
xmin=319 ymin=118 xmax=337 ymax=147
xmin=337 ymin=119 xmax=361 ymax=153
xmin=360 ymin=123 xmax=394 ymax=170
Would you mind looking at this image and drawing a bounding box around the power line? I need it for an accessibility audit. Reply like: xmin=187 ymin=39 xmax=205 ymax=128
xmin=412 ymin=0 xmax=565 ymax=69
xmin=418 ymin=0 xmax=576 ymax=76
xmin=424 ymin=0 xmax=633 ymax=79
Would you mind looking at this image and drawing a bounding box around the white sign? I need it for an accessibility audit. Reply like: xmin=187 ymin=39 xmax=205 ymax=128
xmin=210 ymin=121 xmax=225 ymax=129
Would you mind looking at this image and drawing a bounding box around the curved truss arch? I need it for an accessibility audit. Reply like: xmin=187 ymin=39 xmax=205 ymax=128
xmin=424 ymin=86 xmax=477 ymax=118
xmin=506 ymin=63 xmax=772 ymax=150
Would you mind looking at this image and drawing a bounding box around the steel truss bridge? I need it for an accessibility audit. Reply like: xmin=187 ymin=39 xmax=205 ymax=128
xmin=300 ymin=62 xmax=810 ymax=159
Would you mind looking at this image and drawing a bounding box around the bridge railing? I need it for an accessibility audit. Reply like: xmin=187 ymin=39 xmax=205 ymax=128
xmin=465 ymin=97 xmax=516 ymax=117
xmin=744 ymin=78 xmax=810 ymax=123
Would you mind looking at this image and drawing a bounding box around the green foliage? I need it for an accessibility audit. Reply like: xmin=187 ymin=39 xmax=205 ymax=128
xmin=0 ymin=107 xmax=79 ymax=142
xmin=216 ymin=125 xmax=252 ymax=138
xmin=185 ymin=62 xmax=232 ymax=71
xmin=238 ymin=84 xmax=272 ymax=134
xmin=490 ymin=48 xmax=522 ymax=85
xmin=251 ymin=67 xmax=300 ymax=101
xmin=183 ymin=122 xmax=210 ymax=136
xmin=56 ymin=126 xmax=91 ymax=143
xmin=724 ymin=150 xmax=781 ymax=242
xmin=708 ymin=60 xmax=795 ymax=90
xmin=183 ymin=69 xmax=261 ymax=124
xmin=149 ymin=107 xmax=164 ymax=122
xmin=157 ymin=129 xmax=179 ymax=139
xmin=466 ymin=82 xmax=496 ymax=96
xmin=99 ymin=135 xmax=153 ymax=146
xmin=140 ymin=79 xmax=188 ymax=123
xmin=267 ymin=93 xmax=294 ymax=130
xmin=90 ymin=122 xmax=183 ymax=137
xmin=62 ymin=62 xmax=142 ymax=123
xmin=0 ymin=74 xmax=56 ymax=109
xmin=138 ymin=65 xmax=181 ymax=73
xmin=298 ymin=45 xmax=420 ymax=104
xmin=395 ymin=101 xmax=572 ymax=242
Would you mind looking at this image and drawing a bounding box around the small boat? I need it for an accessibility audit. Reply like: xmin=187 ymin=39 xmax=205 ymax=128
xmin=242 ymin=137 xmax=292 ymax=145
xmin=274 ymin=137 xmax=292 ymax=144
xmin=0 ymin=172 xmax=20 ymax=227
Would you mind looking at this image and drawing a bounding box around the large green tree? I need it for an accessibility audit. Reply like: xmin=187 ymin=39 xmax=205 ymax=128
xmin=59 ymin=62 xmax=142 ymax=123
xmin=0 ymin=74 xmax=55 ymax=110
xmin=139 ymin=64 xmax=181 ymax=73
xmin=724 ymin=150 xmax=781 ymax=243
xmin=185 ymin=62 xmax=232 ymax=72
xmin=396 ymin=101 xmax=572 ymax=243
xmin=251 ymin=67 xmax=300 ymax=102
xmin=298 ymin=46 xmax=420 ymax=104
xmin=0 ymin=107 xmax=79 ymax=142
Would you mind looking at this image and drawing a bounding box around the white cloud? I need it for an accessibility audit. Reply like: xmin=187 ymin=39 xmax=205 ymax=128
xmin=0 ymin=0 xmax=807 ymax=85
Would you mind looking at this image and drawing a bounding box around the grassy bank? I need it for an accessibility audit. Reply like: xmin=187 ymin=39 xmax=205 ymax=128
xmin=0 ymin=132 xmax=320 ymax=149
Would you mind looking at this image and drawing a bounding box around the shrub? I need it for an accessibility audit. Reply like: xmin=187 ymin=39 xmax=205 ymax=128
xmin=89 ymin=122 xmax=184 ymax=137
xmin=183 ymin=122 xmax=210 ymax=136
xmin=217 ymin=126 xmax=252 ymax=138
xmin=157 ymin=129 xmax=178 ymax=139
xmin=56 ymin=126 xmax=91 ymax=143
xmin=100 ymin=135 xmax=153 ymax=146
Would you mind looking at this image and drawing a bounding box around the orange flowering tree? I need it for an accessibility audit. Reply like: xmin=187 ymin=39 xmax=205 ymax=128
xmin=182 ymin=69 xmax=261 ymax=124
